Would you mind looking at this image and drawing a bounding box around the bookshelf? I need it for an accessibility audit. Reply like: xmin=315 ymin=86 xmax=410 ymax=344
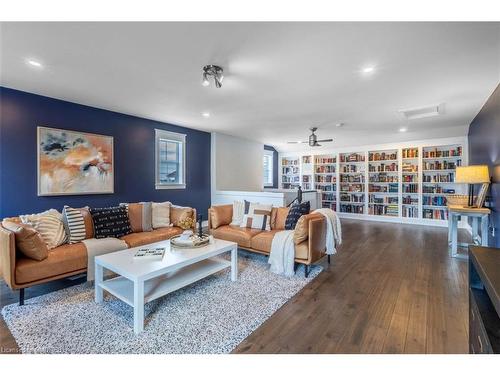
xmin=314 ymin=154 xmax=337 ymax=211
xmin=402 ymin=147 xmax=419 ymax=218
xmin=281 ymin=156 xmax=300 ymax=189
xmin=368 ymin=149 xmax=399 ymax=217
xmin=301 ymin=155 xmax=313 ymax=190
xmin=339 ymin=152 xmax=366 ymax=214
xmin=421 ymin=145 xmax=463 ymax=220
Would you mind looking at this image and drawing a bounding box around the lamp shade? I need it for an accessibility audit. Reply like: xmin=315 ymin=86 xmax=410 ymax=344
xmin=455 ymin=165 xmax=490 ymax=184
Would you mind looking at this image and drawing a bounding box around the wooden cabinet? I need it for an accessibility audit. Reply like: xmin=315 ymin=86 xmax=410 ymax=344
xmin=469 ymin=246 xmax=500 ymax=354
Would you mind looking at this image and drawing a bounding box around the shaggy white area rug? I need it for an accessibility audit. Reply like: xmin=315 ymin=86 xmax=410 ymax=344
xmin=2 ymin=252 xmax=321 ymax=354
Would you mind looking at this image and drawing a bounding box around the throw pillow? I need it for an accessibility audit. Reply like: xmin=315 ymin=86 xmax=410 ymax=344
xmin=90 ymin=206 xmax=132 ymax=239
xmin=210 ymin=205 xmax=233 ymax=229
xmin=152 ymin=201 xmax=171 ymax=229
xmin=230 ymin=200 xmax=251 ymax=226
xmin=62 ymin=206 xmax=94 ymax=243
xmin=285 ymin=201 xmax=310 ymax=230
xmin=170 ymin=205 xmax=194 ymax=228
xmin=293 ymin=215 xmax=309 ymax=244
xmin=239 ymin=213 xmax=272 ymax=231
xmin=121 ymin=202 xmax=153 ymax=233
xmin=2 ymin=220 xmax=49 ymax=261
xmin=271 ymin=207 xmax=290 ymax=230
xmin=20 ymin=209 xmax=67 ymax=249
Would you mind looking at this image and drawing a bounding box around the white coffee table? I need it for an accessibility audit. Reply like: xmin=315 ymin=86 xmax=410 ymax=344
xmin=94 ymin=238 xmax=238 ymax=334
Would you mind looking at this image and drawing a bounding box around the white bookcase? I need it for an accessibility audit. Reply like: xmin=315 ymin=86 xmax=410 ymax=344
xmin=278 ymin=137 xmax=468 ymax=227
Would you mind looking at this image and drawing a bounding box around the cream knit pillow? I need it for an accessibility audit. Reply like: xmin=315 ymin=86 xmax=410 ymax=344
xmin=20 ymin=209 xmax=67 ymax=249
xmin=152 ymin=201 xmax=171 ymax=229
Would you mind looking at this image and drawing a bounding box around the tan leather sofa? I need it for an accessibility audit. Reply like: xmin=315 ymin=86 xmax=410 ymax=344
xmin=208 ymin=204 xmax=328 ymax=277
xmin=0 ymin=207 xmax=196 ymax=305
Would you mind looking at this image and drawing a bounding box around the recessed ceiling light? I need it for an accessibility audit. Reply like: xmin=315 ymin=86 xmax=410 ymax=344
xmin=361 ymin=66 xmax=375 ymax=74
xmin=26 ymin=59 xmax=43 ymax=68
xmin=202 ymin=112 xmax=210 ymax=118
xmin=335 ymin=123 xmax=344 ymax=128
xmin=399 ymin=127 xmax=408 ymax=132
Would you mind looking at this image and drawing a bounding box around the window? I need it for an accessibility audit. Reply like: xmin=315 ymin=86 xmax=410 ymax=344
xmin=263 ymin=149 xmax=274 ymax=187
xmin=155 ymin=129 xmax=186 ymax=189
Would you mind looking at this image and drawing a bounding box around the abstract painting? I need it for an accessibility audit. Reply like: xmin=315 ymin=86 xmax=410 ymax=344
xmin=37 ymin=127 xmax=114 ymax=196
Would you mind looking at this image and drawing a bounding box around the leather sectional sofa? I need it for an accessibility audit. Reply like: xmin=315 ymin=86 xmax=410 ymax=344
xmin=208 ymin=204 xmax=328 ymax=277
xmin=0 ymin=206 xmax=196 ymax=305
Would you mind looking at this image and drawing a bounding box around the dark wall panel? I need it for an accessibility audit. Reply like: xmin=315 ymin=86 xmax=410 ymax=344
xmin=0 ymin=87 xmax=211 ymax=219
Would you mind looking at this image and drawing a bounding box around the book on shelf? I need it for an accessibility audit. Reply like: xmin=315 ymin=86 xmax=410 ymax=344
xmin=402 ymin=148 xmax=418 ymax=159
xmin=423 ymin=146 xmax=462 ymax=158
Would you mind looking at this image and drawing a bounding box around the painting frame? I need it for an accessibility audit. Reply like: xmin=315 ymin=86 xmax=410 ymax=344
xmin=37 ymin=126 xmax=114 ymax=196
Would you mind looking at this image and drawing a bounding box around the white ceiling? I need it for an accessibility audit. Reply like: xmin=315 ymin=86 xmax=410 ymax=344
xmin=1 ymin=22 xmax=499 ymax=151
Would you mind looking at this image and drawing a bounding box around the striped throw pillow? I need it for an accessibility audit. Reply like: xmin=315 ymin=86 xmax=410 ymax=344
xmin=240 ymin=213 xmax=271 ymax=231
xmin=230 ymin=200 xmax=250 ymax=226
xmin=20 ymin=209 xmax=67 ymax=249
xmin=62 ymin=206 xmax=87 ymax=244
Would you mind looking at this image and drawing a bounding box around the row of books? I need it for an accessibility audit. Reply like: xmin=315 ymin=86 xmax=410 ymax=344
xmin=340 ymin=193 xmax=365 ymax=202
xmin=282 ymin=166 xmax=299 ymax=175
xmin=322 ymin=202 xmax=337 ymax=210
xmin=369 ymin=175 xmax=398 ymax=183
xmin=423 ymin=196 xmax=447 ymax=206
xmin=282 ymin=176 xmax=300 ymax=183
xmin=316 ymin=175 xmax=335 ymax=183
xmin=341 ymin=165 xmax=364 ymax=173
xmin=369 ymin=196 xmax=398 ymax=204
xmin=422 ymin=186 xmax=455 ymax=194
xmin=282 ymin=158 xmax=299 ymax=166
xmin=302 ymin=156 xmax=312 ymax=163
xmin=315 ymin=157 xmax=336 ymax=164
xmin=403 ymin=195 xmax=419 ymax=204
xmin=423 ymin=208 xmax=449 ymax=220
xmin=317 ymin=184 xmax=335 ymax=192
xmin=340 ymin=184 xmax=364 ymax=192
xmin=368 ymin=152 xmax=397 ymax=161
xmin=402 ymin=148 xmax=418 ymax=158
xmin=322 ymin=193 xmax=336 ymax=201
xmin=368 ymin=163 xmax=398 ymax=172
xmin=369 ymin=183 xmax=398 ymax=193
xmin=423 ymin=160 xmax=461 ymax=170
xmin=340 ymin=204 xmax=364 ymax=214
xmin=422 ymin=173 xmax=455 ymax=183
xmin=340 ymin=175 xmax=365 ymax=183
xmin=315 ymin=165 xmax=335 ymax=173
xmin=369 ymin=204 xmax=398 ymax=216
xmin=402 ymin=174 xmax=418 ymax=182
xmin=423 ymin=146 xmax=462 ymax=158
xmin=402 ymin=163 xmax=418 ymax=173
xmin=340 ymin=153 xmax=365 ymax=162
xmin=403 ymin=183 xmax=418 ymax=193
xmin=403 ymin=206 xmax=419 ymax=218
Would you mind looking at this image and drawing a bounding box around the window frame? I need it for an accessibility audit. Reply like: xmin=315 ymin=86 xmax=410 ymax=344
xmin=155 ymin=129 xmax=186 ymax=190
xmin=263 ymin=149 xmax=274 ymax=188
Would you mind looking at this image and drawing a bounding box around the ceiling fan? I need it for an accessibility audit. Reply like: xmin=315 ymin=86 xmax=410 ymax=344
xmin=287 ymin=127 xmax=333 ymax=147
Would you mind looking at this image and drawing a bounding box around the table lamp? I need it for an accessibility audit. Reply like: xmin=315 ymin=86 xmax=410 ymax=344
xmin=455 ymin=165 xmax=490 ymax=207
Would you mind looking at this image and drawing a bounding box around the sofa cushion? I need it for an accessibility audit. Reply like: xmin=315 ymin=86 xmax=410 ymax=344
xmin=90 ymin=206 xmax=132 ymax=238
xmin=211 ymin=225 xmax=262 ymax=248
xmin=230 ymin=200 xmax=250 ymax=226
xmin=122 ymin=202 xmax=153 ymax=232
xmin=285 ymin=201 xmax=310 ymax=230
xmin=15 ymin=242 xmax=87 ymax=284
xmin=120 ymin=227 xmax=183 ymax=248
xmin=210 ymin=205 xmax=233 ymax=229
xmin=271 ymin=207 xmax=289 ymax=230
xmin=2 ymin=220 xmax=49 ymax=261
xmin=250 ymin=230 xmax=281 ymax=253
xmin=251 ymin=230 xmax=309 ymax=259
xmin=293 ymin=215 xmax=309 ymax=244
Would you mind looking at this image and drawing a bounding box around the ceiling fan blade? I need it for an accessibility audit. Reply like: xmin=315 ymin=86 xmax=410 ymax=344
xmin=287 ymin=141 xmax=308 ymax=144
xmin=316 ymin=139 xmax=333 ymax=143
xmin=312 ymin=143 xmax=322 ymax=147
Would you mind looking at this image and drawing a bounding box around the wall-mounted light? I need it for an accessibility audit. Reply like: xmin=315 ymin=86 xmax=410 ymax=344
xmin=202 ymin=65 xmax=224 ymax=88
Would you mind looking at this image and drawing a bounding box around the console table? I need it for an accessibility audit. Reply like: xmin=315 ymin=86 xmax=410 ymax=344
xmin=469 ymin=245 xmax=500 ymax=354
xmin=448 ymin=204 xmax=490 ymax=259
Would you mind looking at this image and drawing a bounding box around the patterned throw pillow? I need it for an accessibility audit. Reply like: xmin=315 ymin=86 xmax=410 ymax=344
xmin=121 ymin=202 xmax=153 ymax=233
xmin=230 ymin=200 xmax=250 ymax=226
xmin=20 ymin=209 xmax=67 ymax=249
xmin=62 ymin=206 xmax=94 ymax=243
xmin=90 ymin=206 xmax=132 ymax=239
xmin=285 ymin=201 xmax=310 ymax=230
xmin=240 ymin=203 xmax=272 ymax=231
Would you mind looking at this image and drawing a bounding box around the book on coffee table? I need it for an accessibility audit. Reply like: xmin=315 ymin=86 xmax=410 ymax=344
xmin=133 ymin=247 xmax=166 ymax=260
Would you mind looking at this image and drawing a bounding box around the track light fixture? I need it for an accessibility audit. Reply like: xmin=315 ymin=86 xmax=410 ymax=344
xmin=202 ymin=65 xmax=224 ymax=88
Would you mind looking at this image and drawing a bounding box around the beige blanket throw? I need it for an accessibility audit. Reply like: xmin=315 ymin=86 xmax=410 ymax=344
xmin=83 ymin=238 xmax=128 ymax=281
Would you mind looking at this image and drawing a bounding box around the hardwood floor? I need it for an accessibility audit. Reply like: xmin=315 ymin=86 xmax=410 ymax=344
xmin=0 ymin=219 xmax=470 ymax=354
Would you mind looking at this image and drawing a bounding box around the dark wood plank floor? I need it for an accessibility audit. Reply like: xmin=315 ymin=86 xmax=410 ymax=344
xmin=0 ymin=219 xmax=470 ymax=354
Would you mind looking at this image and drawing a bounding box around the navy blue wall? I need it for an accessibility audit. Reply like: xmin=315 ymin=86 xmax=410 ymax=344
xmin=468 ymin=84 xmax=500 ymax=248
xmin=264 ymin=145 xmax=279 ymax=189
xmin=0 ymin=87 xmax=211 ymax=219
